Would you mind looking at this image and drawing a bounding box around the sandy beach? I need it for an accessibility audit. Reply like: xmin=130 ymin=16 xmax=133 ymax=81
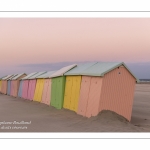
xmin=0 ymin=83 xmax=149 ymax=132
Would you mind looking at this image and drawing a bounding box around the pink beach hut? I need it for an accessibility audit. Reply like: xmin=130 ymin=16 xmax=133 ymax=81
xmin=10 ymin=73 xmax=27 ymax=97
xmin=27 ymin=71 xmax=47 ymax=101
xmin=21 ymin=72 xmax=38 ymax=99
xmin=36 ymin=71 xmax=56 ymax=105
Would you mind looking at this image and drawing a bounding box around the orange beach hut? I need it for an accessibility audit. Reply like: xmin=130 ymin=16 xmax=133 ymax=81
xmin=65 ymin=62 xmax=139 ymax=121
xmin=1 ymin=75 xmax=14 ymax=94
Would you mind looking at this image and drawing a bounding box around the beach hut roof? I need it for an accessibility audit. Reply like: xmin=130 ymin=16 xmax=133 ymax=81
xmin=12 ymin=73 xmax=27 ymax=80
xmin=36 ymin=71 xmax=56 ymax=79
xmin=28 ymin=71 xmax=47 ymax=79
xmin=0 ymin=75 xmax=7 ymax=80
xmin=7 ymin=74 xmax=18 ymax=80
xmin=64 ymin=62 xmax=97 ymax=76
xmin=72 ymin=62 xmax=139 ymax=82
xmin=21 ymin=72 xmax=38 ymax=80
xmin=49 ymin=64 xmax=77 ymax=78
xmin=2 ymin=74 xmax=14 ymax=80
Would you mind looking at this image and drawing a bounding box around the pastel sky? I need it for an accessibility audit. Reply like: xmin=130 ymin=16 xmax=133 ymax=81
xmin=0 ymin=18 xmax=150 ymax=78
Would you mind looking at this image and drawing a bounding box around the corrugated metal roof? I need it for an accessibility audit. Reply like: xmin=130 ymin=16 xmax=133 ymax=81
xmin=0 ymin=75 xmax=7 ymax=80
xmin=36 ymin=71 xmax=56 ymax=78
xmin=12 ymin=73 xmax=27 ymax=80
xmin=80 ymin=62 xmax=122 ymax=76
xmin=64 ymin=62 xmax=97 ymax=75
xmin=2 ymin=74 xmax=14 ymax=80
xmin=28 ymin=71 xmax=47 ymax=79
xmin=49 ymin=64 xmax=77 ymax=78
xmin=21 ymin=72 xmax=38 ymax=80
xmin=7 ymin=74 xmax=18 ymax=80
xmin=80 ymin=62 xmax=139 ymax=82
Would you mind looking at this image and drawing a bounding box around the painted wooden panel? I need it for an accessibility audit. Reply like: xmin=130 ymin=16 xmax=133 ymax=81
xmin=0 ymin=80 xmax=2 ymax=92
xmin=33 ymin=79 xmax=44 ymax=102
xmin=27 ymin=80 xmax=32 ymax=100
xmin=10 ymin=81 xmax=14 ymax=96
xmin=12 ymin=80 xmax=16 ymax=96
xmin=77 ymin=76 xmax=91 ymax=116
xmin=50 ymin=78 xmax=57 ymax=107
xmin=1 ymin=80 xmax=4 ymax=93
xmin=41 ymin=79 xmax=52 ymax=105
xmin=1 ymin=81 xmax=4 ymax=93
xmin=22 ymin=80 xmax=29 ymax=99
xmin=99 ymin=66 xmax=136 ymax=121
xmin=11 ymin=81 xmax=15 ymax=96
xmin=37 ymin=79 xmax=45 ymax=102
xmin=46 ymin=79 xmax=52 ymax=105
xmin=63 ymin=76 xmax=73 ymax=109
xmin=1 ymin=81 xmax=3 ymax=93
xmin=4 ymin=81 xmax=7 ymax=94
xmin=22 ymin=81 xmax=26 ymax=98
xmin=7 ymin=80 xmax=11 ymax=95
xmin=24 ymin=80 xmax=29 ymax=99
xmin=12 ymin=80 xmax=15 ymax=96
xmin=51 ymin=77 xmax=66 ymax=109
xmin=2 ymin=81 xmax=7 ymax=94
xmin=27 ymin=80 xmax=37 ymax=100
xmin=63 ymin=76 xmax=81 ymax=112
xmin=33 ymin=79 xmax=40 ymax=101
xmin=85 ymin=77 xmax=103 ymax=118
xmin=31 ymin=80 xmax=37 ymax=100
xmin=56 ymin=77 xmax=66 ymax=109
xmin=70 ymin=76 xmax=81 ymax=112
xmin=4 ymin=80 xmax=8 ymax=94
xmin=33 ymin=80 xmax=39 ymax=101
xmin=12 ymin=81 xmax=15 ymax=96
xmin=41 ymin=79 xmax=47 ymax=104
xmin=37 ymin=79 xmax=42 ymax=101
xmin=16 ymin=80 xmax=20 ymax=97
xmin=41 ymin=80 xmax=47 ymax=104
xmin=13 ymin=80 xmax=20 ymax=97
xmin=18 ymin=80 xmax=23 ymax=97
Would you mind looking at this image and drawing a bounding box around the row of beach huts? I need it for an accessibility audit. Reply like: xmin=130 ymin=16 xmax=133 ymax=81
xmin=0 ymin=62 xmax=139 ymax=121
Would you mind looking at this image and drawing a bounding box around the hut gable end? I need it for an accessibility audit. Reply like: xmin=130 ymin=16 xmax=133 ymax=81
xmin=18 ymin=74 xmax=27 ymax=80
xmin=99 ymin=66 xmax=136 ymax=121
